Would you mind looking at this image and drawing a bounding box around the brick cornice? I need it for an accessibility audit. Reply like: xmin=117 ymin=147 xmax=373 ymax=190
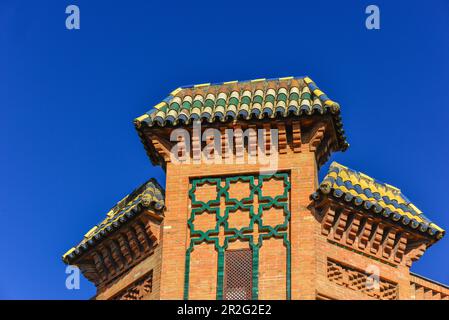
xmin=312 ymin=196 xmax=432 ymax=267
xmin=71 ymin=211 xmax=162 ymax=288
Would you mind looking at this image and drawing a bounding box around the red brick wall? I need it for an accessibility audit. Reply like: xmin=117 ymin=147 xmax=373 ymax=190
xmin=158 ymin=143 xmax=319 ymax=299
xmin=259 ymin=238 xmax=287 ymax=299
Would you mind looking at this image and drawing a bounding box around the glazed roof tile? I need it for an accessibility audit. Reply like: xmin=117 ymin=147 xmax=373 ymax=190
xmin=314 ymin=162 xmax=444 ymax=240
xmin=134 ymin=76 xmax=348 ymax=151
xmin=63 ymin=179 xmax=165 ymax=263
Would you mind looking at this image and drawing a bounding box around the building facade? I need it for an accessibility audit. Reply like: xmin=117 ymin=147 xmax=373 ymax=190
xmin=63 ymin=76 xmax=447 ymax=300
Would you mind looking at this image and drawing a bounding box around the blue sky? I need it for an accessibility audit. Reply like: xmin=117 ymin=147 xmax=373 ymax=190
xmin=1 ymin=0 xmax=448 ymax=299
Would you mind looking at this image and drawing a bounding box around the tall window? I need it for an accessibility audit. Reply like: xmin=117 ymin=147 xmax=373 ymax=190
xmin=224 ymin=249 xmax=252 ymax=300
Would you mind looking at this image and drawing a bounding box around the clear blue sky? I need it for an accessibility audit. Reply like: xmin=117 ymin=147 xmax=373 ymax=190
xmin=1 ymin=0 xmax=448 ymax=299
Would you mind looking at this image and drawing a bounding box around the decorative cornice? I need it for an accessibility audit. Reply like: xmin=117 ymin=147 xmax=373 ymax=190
xmin=134 ymin=76 xmax=348 ymax=166
xmin=63 ymin=179 xmax=165 ymax=264
xmin=312 ymin=162 xmax=444 ymax=241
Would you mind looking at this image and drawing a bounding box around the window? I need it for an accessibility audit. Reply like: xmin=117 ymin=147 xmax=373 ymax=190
xmin=224 ymin=249 xmax=252 ymax=300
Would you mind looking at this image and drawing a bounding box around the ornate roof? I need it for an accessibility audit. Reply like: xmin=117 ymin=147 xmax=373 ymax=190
xmin=134 ymin=76 xmax=348 ymax=151
xmin=313 ymin=162 xmax=444 ymax=240
xmin=63 ymin=179 xmax=165 ymax=263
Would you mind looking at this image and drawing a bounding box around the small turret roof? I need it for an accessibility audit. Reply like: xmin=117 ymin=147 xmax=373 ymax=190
xmin=62 ymin=179 xmax=165 ymax=264
xmin=313 ymin=162 xmax=444 ymax=240
xmin=134 ymin=76 xmax=348 ymax=151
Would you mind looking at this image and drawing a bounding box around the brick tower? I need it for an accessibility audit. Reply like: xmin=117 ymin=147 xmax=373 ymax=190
xmin=63 ymin=76 xmax=447 ymax=300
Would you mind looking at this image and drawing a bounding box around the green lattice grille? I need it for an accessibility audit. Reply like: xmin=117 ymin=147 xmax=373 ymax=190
xmin=184 ymin=173 xmax=291 ymax=300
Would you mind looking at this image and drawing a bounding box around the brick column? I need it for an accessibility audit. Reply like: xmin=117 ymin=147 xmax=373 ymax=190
xmin=291 ymin=152 xmax=320 ymax=299
xmin=159 ymin=163 xmax=190 ymax=299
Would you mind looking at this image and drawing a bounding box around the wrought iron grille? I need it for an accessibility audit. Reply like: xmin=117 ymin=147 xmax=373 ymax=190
xmin=224 ymin=249 xmax=252 ymax=300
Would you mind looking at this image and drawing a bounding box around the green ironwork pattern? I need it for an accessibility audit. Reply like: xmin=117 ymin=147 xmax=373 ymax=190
xmin=184 ymin=173 xmax=291 ymax=300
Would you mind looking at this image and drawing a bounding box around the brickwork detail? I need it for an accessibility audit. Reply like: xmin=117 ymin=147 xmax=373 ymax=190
xmin=319 ymin=205 xmax=410 ymax=266
xmin=113 ymin=270 xmax=153 ymax=300
xmin=410 ymin=274 xmax=449 ymax=300
xmin=185 ymin=173 xmax=291 ymax=300
xmin=73 ymin=214 xmax=161 ymax=288
xmin=327 ymin=260 xmax=398 ymax=300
